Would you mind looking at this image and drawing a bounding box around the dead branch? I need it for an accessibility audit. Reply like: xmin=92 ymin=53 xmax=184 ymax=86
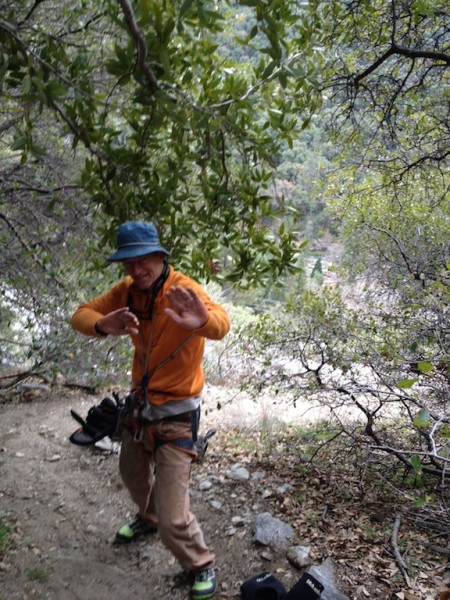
xmin=391 ymin=512 xmax=412 ymax=588
xmin=62 ymin=382 xmax=97 ymax=394
xmin=0 ymin=370 xmax=50 ymax=388
xmin=0 ymin=372 xmax=96 ymax=395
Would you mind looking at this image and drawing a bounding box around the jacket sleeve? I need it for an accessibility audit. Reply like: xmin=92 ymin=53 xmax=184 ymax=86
xmin=70 ymin=279 xmax=130 ymax=337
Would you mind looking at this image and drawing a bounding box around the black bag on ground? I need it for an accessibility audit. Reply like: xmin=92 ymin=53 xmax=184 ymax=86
xmin=240 ymin=571 xmax=324 ymax=600
xmin=240 ymin=572 xmax=287 ymax=599
xmin=69 ymin=394 xmax=125 ymax=446
xmin=284 ymin=572 xmax=324 ymax=599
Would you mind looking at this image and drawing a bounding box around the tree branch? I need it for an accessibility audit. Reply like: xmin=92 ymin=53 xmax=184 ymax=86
xmin=117 ymin=0 xmax=158 ymax=92
xmin=19 ymin=0 xmax=46 ymax=25
xmin=392 ymin=42 xmax=450 ymax=66
xmin=0 ymin=212 xmax=65 ymax=288
xmin=370 ymin=445 xmax=450 ymax=466
xmin=353 ymin=33 xmax=450 ymax=89
xmin=391 ymin=513 xmax=412 ymax=588
xmin=353 ymin=47 xmax=395 ymax=88
xmin=0 ymin=117 xmax=23 ymax=134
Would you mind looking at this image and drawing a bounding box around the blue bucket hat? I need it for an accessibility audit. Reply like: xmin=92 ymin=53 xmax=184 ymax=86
xmin=107 ymin=221 xmax=170 ymax=262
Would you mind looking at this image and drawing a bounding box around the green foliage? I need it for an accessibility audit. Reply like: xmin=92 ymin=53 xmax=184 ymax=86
xmin=397 ymin=378 xmax=419 ymax=389
xmin=26 ymin=566 xmax=49 ymax=582
xmin=0 ymin=514 xmax=14 ymax=557
xmin=221 ymin=279 xmax=450 ymax=480
xmin=315 ymin=0 xmax=449 ymax=184
xmin=0 ymin=0 xmax=329 ymax=382
xmin=325 ymin=165 xmax=450 ymax=415
xmin=0 ymin=0 xmax=325 ymax=286
xmin=413 ymin=408 xmax=430 ymax=429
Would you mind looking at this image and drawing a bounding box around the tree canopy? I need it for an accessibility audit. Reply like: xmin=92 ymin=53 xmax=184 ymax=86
xmin=0 ymin=0 xmax=325 ymax=286
xmin=225 ymin=0 xmax=450 ymax=483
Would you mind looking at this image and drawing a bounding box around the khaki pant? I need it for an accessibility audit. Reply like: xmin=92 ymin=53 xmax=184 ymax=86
xmin=119 ymin=419 xmax=215 ymax=572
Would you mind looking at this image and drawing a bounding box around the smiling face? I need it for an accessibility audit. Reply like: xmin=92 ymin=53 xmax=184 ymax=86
xmin=122 ymin=253 xmax=165 ymax=290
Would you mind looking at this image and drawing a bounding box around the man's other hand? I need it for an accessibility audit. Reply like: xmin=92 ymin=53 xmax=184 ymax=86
xmin=164 ymin=286 xmax=209 ymax=330
xmin=95 ymin=307 xmax=140 ymax=336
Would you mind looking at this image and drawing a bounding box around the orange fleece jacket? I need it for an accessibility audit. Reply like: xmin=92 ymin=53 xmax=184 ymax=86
xmin=71 ymin=266 xmax=230 ymax=405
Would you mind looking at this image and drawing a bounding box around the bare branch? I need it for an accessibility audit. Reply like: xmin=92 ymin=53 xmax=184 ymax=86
xmin=0 ymin=117 xmax=23 ymax=134
xmin=353 ymin=47 xmax=395 ymax=88
xmin=19 ymin=0 xmax=46 ymax=25
xmin=391 ymin=513 xmax=412 ymax=588
xmin=392 ymin=42 xmax=450 ymax=65
xmin=370 ymin=445 xmax=450 ymax=466
xmin=0 ymin=212 xmax=65 ymax=288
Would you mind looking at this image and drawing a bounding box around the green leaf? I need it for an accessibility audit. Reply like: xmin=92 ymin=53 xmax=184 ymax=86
xmin=440 ymin=424 xmax=450 ymax=439
xmin=139 ymin=0 xmax=150 ymax=23
xmin=249 ymin=25 xmax=258 ymax=40
xmin=0 ymin=56 xmax=9 ymax=81
xmin=413 ymin=408 xmax=430 ymax=429
xmin=105 ymin=59 xmax=129 ymax=76
xmin=30 ymin=142 xmax=46 ymax=159
xmin=45 ymin=79 xmax=68 ymax=101
xmin=413 ymin=495 xmax=427 ymax=507
xmin=180 ymin=0 xmax=194 ymax=17
xmin=11 ymin=133 xmax=27 ymax=151
xmin=262 ymin=60 xmax=277 ymax=79
xmin=22 ymin=73 xmax=32 ymax=94
xmin=31 ymin=76 xmax=47 ymax=104
xmin=396 ymin=378 xmax=418 ymax=389
xmin=417 ymin=361 xmax=434 ymax=374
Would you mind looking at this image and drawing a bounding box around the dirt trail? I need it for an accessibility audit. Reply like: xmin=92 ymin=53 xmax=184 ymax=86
xmin=0 ymin=388 xmax=300 ymax=600
xmin=0 ymin=386 xmax=443 ymax=600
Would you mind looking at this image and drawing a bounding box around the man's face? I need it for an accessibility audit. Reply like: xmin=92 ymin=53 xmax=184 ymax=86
xmin=122 ymin=253 xmax=165 ymax=290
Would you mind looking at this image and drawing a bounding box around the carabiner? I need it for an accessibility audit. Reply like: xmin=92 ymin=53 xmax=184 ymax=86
xmin=133 ymin=426 xmax=144 ymax=443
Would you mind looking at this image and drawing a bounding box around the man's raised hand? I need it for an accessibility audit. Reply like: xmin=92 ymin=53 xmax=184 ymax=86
xmin=95 ymin=307 xmax=140 ymax=336
xmin=164 ymin=286 xmax=209 ymax=330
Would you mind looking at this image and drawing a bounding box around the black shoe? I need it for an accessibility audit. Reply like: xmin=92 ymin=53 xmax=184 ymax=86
xmin=191 ymin=567 xmax=216 ymax=600
xmin=114 ymin=515 xmax=156 ymax=544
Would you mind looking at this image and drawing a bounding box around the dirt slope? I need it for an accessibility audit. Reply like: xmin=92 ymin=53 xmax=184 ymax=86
xmin=0 ymin=388 xmax=444 ymax=600
xmin=0 ymin=389 xmax=301 ymax=600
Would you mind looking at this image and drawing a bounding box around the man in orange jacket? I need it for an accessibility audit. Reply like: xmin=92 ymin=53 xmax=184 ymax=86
xmin=71 ymin=221 xmax=230 ymax=600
